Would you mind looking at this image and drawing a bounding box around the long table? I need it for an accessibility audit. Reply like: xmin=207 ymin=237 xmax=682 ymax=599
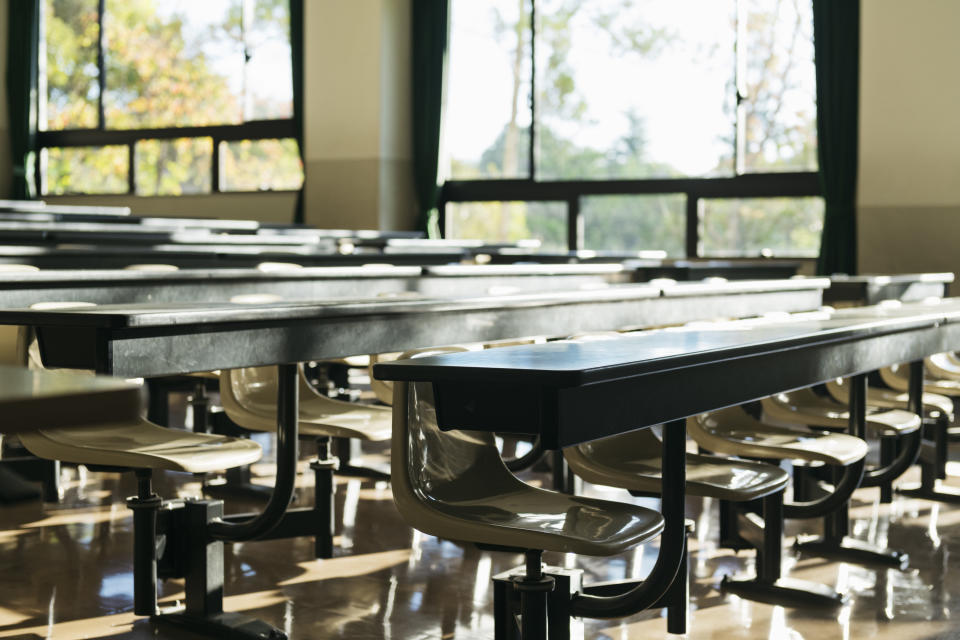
xmin=823 ymin=273 xmax=954 ymax=306
xmin=0 ymin=243 xmax=471 ymax=268
xmin=0 ymin=264 xmax=631 ymax=306
xmin=373 ymin=300 xmax=960 ymax=448
xmin=0 ymin=279 xmax=828 ymax=378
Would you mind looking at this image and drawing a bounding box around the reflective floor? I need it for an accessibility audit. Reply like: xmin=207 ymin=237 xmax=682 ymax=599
xmin=1 ymin=439 xmax=960 ymax=639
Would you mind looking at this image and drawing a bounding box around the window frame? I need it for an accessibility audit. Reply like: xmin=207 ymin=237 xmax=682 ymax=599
xmin=439 ymin=0 xmax=821 ymax=259
xmin=35 ymin=0 xmax=300 ymax=197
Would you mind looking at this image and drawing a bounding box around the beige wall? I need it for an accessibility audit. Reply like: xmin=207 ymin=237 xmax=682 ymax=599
xmin=1 ymin=0 xmax=414 ymax=230
xmin=858 ymin=0 xmax=960 ymax=275
xmin=301 ymin=0 xmax=414 ymax=231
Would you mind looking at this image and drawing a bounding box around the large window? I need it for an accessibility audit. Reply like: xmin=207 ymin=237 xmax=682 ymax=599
xmin=37 ymin=0 xmax=303 ymax=196
xmin=442 ymin=0 xmax=822 ymax=258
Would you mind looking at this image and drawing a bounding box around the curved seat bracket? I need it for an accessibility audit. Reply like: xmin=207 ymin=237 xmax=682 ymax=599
xmin=207 ymin=363 xmax=300 ymax=542
xmin=782 ymin=458 xmax=865 ymax=519
xmin=569 ymin=419 xmax=687 ymax=619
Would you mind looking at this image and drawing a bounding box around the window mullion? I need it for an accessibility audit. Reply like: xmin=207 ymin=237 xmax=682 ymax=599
xmin=127 ymin=143 xmax=135 ymax=194
xmin=212 ymin=138 xmax=221 ymax=193
xmin=734 ymin=0 xmax=747 ymax=176
xmin=97 ymin=0 xmax=107 ymax=130
xmin=528 ymin=0 xmax=536 ymax=181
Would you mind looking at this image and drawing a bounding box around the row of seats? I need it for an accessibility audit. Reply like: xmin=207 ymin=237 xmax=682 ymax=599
xmin=6 ymin=272 xmax=959 ymax=638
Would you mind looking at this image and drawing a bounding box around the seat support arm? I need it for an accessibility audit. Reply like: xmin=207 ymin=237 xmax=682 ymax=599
xmin=569 ymin=419 xmax=686 ymax=619
xmin=207 ymin=363 xmax=299 ymax=542
xmin=862 ymin=430 xmax=922 ymax=486
xmin=782 ymin=458 xmax=865 ymax=519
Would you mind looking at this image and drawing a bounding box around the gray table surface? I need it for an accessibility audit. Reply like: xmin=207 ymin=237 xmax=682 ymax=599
xmin=0 ymin=279 xmax=828 ymax=377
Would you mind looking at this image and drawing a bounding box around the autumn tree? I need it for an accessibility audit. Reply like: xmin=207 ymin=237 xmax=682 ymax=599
xmin=42 ymin=0 xmax=301 ymax=196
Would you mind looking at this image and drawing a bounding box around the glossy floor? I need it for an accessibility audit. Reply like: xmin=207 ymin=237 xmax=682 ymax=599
xmin=1 ymin=445 xmax=959 ymax=639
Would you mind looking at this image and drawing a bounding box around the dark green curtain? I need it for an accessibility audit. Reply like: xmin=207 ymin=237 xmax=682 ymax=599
xmin=813 ymin=0 xmax=859 ymax=275
xmin=411 ymin=0 xmax=449 ymax=236
xmin=6 ymin=0 xmax=41 ymax=200
xmin=290 ymin=0 xmax=305 ymax=224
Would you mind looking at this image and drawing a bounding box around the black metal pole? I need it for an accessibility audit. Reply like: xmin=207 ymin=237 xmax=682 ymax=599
xmin=757 ymin=491 xmax=783 ymax=583
xmin=849 ymin=374 xmax=867 ymax=440
xmin=520 ymin=550 xmax=547 ymax=640
xmin=907 ymin=360 xmax=923 ymax=416
xmin=128 ymin=469 xmax=162 ymax=616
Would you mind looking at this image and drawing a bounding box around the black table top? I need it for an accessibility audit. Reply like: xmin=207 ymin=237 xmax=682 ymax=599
xmin=373 ymin=299 xmax=960 ymax=447
xmin=374 ymin=300 xmax=960 ymax=387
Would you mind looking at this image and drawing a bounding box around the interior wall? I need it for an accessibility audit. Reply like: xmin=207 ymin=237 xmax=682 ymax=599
xmin=4 ymin=0 xmax=414 ymax=229
xmin=301 ymin=0 xmax=414 ymax=231
xmin=858 ymin=0 xmax=960 ymax=276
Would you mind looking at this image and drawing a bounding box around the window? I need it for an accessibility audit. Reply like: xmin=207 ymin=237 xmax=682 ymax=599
xmin=37 ymin=0 xmax=303 ymax=196
xmin=446 ymin=201 xmax=567 ymax=251
xmin=441 ymin=0 xmax=821 ymax=258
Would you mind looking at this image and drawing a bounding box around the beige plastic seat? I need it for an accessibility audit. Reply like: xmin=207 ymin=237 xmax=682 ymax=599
xmin=0 ymin=307 xmax=263 ymax=474
xmin=564 ymin=427 xmax=788 ymax=502
xmin=926 ymin=352 xmax=960 ymax=381
xmin=392 ymin=378 xmax=664 ymax=556
xmin=480 ymin=336 xmax=548 ymax=349
xmin=688 ymin=407 xmax=867 ymax=467
xmin=219 ymin=365 xmax=392 ymax=441
xmin=19 ymin=422 xmax=262 ymax=473
xmin=880 ymin=363 xmax=960 ymax=399
xmin=762 ymin=388 xmax=922 ymax=437
xmin=826 ymin=377 xmax=954 ymax=421
xmin=256 ymin=261 xmax=304 ymax=272
xmin=124 ymin=264 xmax=179 ymax=272
xmin=0 ymin=264 xmax=39 ymax=272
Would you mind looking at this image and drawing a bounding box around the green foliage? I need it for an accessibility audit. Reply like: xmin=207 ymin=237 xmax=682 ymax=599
xmin=221 ymin=138 xmax=304 ymax=192
xmin=135 ymin=138 xmax=211 ymax=196
xmin=45 ymin=0 xmax=99 ymax=130
xmin=45 ymin=146 xmax=128 ymax=195
xmin=102 ymin=0 xmax=238 ymax=128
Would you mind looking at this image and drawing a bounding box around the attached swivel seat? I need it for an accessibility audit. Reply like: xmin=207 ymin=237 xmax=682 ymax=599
xmin=563 ymin=424 xmax=850 ymax=608
xmin=0 ymin=310 xmax=279 ymax=639
xmin=877 ymin=362 xmax=960 ymax=503
xmin=219 ymin=364 xmax=391 ymax=558
xmin=762 ymin=385 xmax=922 ymax=503
xmin=687 ymin=403 xmax=910 ymax=569
xmin=386 ymin=348 xmax=689 ymax=639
